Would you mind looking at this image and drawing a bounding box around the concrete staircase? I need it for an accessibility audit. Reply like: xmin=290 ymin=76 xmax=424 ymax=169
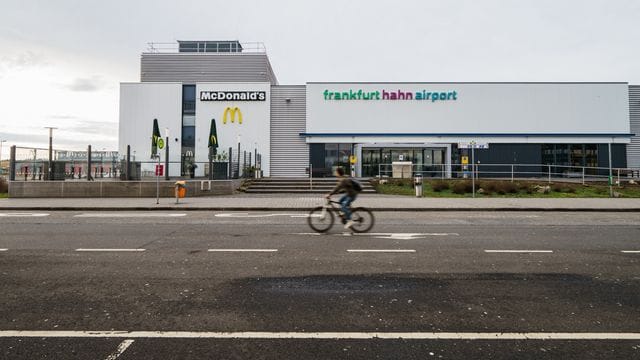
xmin=243 ymin=178 xmax=376 ymax=194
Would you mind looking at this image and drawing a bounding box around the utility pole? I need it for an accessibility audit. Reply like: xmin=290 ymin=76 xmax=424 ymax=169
xmin=44 ymin=127 xmax=57 ymax=180
xmin=0 ymin=139 xmax=6 ymax=169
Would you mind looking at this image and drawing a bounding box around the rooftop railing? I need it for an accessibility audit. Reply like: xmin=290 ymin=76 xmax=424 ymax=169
xmin=145 ymin=42 xmax=267 ymax=53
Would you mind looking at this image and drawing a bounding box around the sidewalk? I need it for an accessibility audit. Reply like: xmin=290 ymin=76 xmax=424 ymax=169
xmin=1 ymin=194 xmax=640 ymax=211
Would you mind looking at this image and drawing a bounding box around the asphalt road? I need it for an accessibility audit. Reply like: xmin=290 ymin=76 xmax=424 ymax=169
xmin=0 ymin=210 xmax=639 ymax=359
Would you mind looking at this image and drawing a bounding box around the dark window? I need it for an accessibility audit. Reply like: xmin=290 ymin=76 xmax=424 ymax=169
xmin=182 ymin=126 xmax=195 ymax=148
xmin=182 ymin=85 xmax=196 ymax=115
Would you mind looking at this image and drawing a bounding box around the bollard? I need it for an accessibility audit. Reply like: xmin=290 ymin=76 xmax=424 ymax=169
xmin=414 ymin=174 xmax=423 ymax=198
xmin=174 ymin=181 xmax=186 ymax=204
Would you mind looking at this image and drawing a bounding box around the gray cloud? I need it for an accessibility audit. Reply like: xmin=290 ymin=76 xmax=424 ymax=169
xmin=0 ymin=51 xmax=48 ymax=70
xmin=47 ymin=114 xmax=80 ymax=120
xmin=0 ymin=130 xmax=117 ymax=151
xmin=64 ymin=76 xmax=106 ymax=92
xmin=66 ymin=121 xmax=118 ymax=136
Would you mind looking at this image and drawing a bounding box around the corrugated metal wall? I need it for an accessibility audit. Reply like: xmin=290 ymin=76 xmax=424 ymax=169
xmin=270 ymin=86 xmax=308 ymax=177
xmin=141 ymin=53 xmax=278 ymax=84
xmin=629 ymin=85 xmax=640 ymax=169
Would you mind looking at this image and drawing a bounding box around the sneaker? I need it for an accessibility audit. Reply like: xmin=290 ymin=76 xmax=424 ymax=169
xmin=345 ymin=220 xmax=355 ymax=229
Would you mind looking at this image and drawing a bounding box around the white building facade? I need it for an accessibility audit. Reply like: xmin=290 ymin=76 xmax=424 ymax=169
xmin=119 ymin=41 xmax=638 ymax=179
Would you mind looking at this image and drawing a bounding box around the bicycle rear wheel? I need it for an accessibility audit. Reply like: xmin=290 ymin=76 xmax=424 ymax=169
xmin=350 ymin=207 xmax=375 ymax=233
xmin=307 ymin=206 xmax=335 ymax=233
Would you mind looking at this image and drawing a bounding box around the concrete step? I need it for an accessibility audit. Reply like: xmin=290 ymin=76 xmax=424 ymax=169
xmin=247 ymin=184 xmax=375 ymax=189
xmin=244 ymin=189 xmax=377 ymax=194
xmin=244 ymin=178 xmax=377 ymax=194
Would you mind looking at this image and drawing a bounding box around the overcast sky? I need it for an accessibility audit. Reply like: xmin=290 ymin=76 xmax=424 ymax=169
xmin=1 ymin=0 xmax=639 ymax=154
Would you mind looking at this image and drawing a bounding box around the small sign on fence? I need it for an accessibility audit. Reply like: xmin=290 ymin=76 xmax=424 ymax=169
xmin=458 ymin=142 xmax=489 ymax=149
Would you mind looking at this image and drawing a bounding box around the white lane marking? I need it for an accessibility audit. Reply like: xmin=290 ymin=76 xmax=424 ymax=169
xmin=621 ymin=250 xmax=640 ymax=253
xmin=0 ymin=213 xmax=50 ymax=217
xmin=215 ymin=213 xmax=305 ymax=218
xmin=104 ymin=339 xmax=134 ymax=360
xmin=292 ymin=233 xmax=459 ymax=238
xmin=0 ymin=249 xmax=7 ymax=252
xmin=347 ymin=249 xmax=416 ymax=253
xmin=367 ymin=233 xmax=459 ymax=237
xmin=208 ymin=249 xmax=278 ymax=252
xmin=75 ymin=213 xmax=186 ymax=218
xmin=1 ymin=331 xmax=639 ymax=340
xmin=485 ymin=250 xmax=554 ymax=253
xmin=75 ymin=249 xmax=146 ymax=252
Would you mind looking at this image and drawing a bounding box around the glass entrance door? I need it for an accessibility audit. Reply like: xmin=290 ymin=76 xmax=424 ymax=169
xmin=361 ymin=147 xmax=446 ymax=177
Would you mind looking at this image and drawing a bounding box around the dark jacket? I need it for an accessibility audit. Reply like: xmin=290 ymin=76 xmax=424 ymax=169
xmin=329 ymin=176 xmax=357 ymax=197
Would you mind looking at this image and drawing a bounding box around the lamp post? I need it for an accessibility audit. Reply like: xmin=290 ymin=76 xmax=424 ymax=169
xmin=101 ymin=147 xmax=106 ymax=178
xmin=236 ymin=134 xmax=241 ymax=178
xmin=0 ymin=139 xmax=6 ymax=167
xmin=0 ymin=139 xmax=6 ymax=175
xmin=44 ymin=127 xmax=57 ymax=180
xmin=470 ymin=140 xmax=476 ymax=198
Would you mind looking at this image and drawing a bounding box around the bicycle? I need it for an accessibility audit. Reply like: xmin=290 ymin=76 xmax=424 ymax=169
xmin=307 ymin=198 xmax=375 ymax=233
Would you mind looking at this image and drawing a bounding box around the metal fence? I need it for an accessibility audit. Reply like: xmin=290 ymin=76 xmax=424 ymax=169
xmin=377 ymin=163 xmax=640 ymax=184
xmin=10 ymin=146 xmax=120 ymax=181
xmin=7 ymin=145 xmax=263 ymax=182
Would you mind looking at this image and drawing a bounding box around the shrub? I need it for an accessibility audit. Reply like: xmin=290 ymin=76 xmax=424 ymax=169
xmin=551 ymin=183 xmax=576 ymax=193
xmin=451 ymin=180 xmax=477 ymax=194
xmin=388 ymin=178 xmax=411 ymax=187
xmin=481 ymin=181 xmax=499 ymax=194
xmin=496 ymin=181 xmax=518 ymax=194
xmin=431 ymin=180 xmax=450 ymax=192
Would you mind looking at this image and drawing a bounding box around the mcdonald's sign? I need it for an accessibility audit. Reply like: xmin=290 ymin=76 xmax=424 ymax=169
xmin=223 ymin=107 xmax=243 ymax=124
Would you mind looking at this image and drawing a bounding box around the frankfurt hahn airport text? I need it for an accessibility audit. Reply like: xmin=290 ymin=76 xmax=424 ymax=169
xmin=323 ymin=89 xmax=458 ymax=102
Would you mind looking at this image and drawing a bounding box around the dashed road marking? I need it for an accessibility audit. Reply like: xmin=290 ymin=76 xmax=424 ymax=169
xmin=215 ymin=213 xmax=305 ymax=218
xmin=484 ymin=250 xmax=554 ymax=253
xmin=75 ymin=249 xmax=146 ymax=252
xmin=75 ymin=213 xmax=186 ymax=218
xmin=621 ymin=250 xmax=640 ymax=253
xmin=208 ymin=249 xmax=278 ymax=252
xmin=0 ymin=249 xmax=7 ymax=252
xmin=104 ymin=339 xmax=134 ymax=360
xmin=0 ymin=213 xmax=50 ymax=217
xmin=347 ymin=249 xmax=416 ymax=253
xmin=1 ymin=330 xmax=639 ymax=340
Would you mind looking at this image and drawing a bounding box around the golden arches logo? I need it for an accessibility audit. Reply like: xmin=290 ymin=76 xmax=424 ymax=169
xmin=223 ymin=107 xmax=243 ymax=124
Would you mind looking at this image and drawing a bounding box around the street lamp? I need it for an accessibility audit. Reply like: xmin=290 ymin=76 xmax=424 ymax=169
xmin=44 ymin=127 xmax=57 ymax=180
xmin=0 ymin=140 xmax=6 ymax=173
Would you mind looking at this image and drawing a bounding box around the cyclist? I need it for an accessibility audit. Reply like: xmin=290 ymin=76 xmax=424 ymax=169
xmin=325 ymin=167 xmax=358 ymax=230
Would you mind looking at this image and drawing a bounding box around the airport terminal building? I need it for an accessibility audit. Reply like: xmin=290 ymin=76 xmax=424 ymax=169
xmin=119 ymin=41 xmax=640 ymax=178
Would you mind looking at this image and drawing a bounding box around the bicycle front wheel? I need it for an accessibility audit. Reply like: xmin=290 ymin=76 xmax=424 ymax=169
xmin=350 ymin=207 xmax=375 ymax=233
xmin=307 ymin=206 xmax=335 ymax=233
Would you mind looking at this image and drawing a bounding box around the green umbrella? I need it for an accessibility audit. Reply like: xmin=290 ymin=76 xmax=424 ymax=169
xmin=151 ymin=118 xmax=161 ymax=157
xmin=208 ymin=118 xmax=219 ymax=157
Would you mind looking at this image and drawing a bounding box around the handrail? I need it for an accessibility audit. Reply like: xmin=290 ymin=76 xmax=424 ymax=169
xmin=375 ymin=162 xmax=640 ymax=183
xmin=145 ymin=42 xmax=267 ymax=53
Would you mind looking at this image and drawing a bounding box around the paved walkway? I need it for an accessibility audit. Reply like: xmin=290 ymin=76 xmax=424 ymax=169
xmin=1 ymin=194 xmax=639 ymax=211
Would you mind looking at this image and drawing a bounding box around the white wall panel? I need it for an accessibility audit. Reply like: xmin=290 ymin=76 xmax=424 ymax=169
xmin=306 ymin=83 xmax=630 ymax=141
xmin=119 ymin=83 xmax=182 ymax=175
xmin=195 ymin=83 xmax=271 ymax=176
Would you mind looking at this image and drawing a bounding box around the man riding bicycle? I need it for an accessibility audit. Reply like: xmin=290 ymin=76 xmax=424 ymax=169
xmin=325 ymin=167 xmax=358 ymax=230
